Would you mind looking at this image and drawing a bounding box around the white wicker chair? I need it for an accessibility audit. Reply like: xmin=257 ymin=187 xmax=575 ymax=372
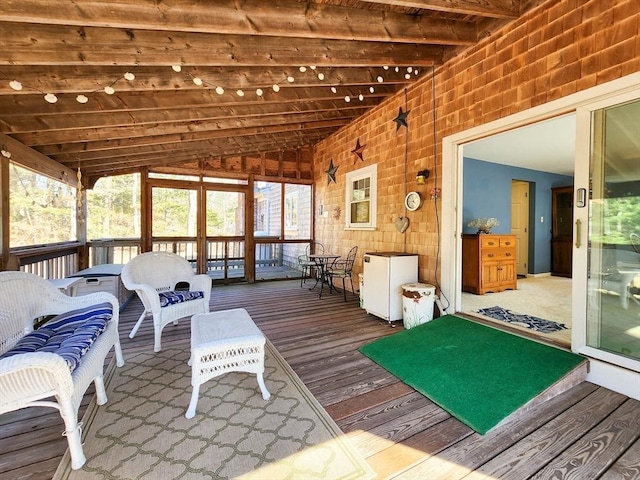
xmin=121 ymin=251 xmax=212 ymax=352
xmin=0 ymin=271 xmax=125 ymax=470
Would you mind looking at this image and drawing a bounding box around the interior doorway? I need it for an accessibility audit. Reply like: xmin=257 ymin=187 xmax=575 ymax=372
xmin=511 ymin=180 xmax=530 ymax=276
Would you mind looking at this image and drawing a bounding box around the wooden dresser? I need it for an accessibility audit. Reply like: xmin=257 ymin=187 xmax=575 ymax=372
xmin=462 ymin=234 xmax=517 ymax=295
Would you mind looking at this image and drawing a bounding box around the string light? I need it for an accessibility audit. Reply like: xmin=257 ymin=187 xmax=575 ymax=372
xmin=5 ymin=64 xmax=420 ymax=106
xmin=1 ymin=146 xmax=11 ymax=158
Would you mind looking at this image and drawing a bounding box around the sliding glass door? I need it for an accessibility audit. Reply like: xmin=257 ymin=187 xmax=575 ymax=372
xmin=574 ymin=94 xmax=640 ymax=372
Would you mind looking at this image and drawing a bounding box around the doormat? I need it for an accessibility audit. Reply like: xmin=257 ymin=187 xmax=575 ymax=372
xmin=358 ymin=315 xmax=585 ymax=434
xmin=477 ymin=306 xmax=568 ymax=334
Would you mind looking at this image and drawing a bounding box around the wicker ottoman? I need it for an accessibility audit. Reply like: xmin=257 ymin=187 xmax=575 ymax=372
xmin=186 ymin=308 xmax=270 ymax=419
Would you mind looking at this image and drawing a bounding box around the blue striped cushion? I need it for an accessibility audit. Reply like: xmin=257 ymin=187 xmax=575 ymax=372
xmin=158 ymin=290 xmax=204 ymax=307
xmin=0 ymin=302 xmax=112 ymax=372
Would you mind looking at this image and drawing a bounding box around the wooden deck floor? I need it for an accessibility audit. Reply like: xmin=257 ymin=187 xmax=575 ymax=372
xmin=2 ymin=280 xmax=640 ymax=479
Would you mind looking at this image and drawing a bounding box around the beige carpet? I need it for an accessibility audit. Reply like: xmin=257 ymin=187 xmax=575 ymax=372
xmin=54 ymin=341 xmax=374 ymax=480
xmin=462 ymin=275 xmax=572 ymax=346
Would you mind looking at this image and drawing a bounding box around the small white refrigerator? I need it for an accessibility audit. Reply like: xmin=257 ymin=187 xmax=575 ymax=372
xmin=362 ymin=252 xmax=418 ymax=324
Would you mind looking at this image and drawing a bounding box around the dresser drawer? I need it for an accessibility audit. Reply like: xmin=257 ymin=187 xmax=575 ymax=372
xmin=481 ymin=249 xmax=515 ymax=261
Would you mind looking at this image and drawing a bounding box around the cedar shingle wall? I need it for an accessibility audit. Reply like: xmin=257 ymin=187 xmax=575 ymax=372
xmin=313 ymin=0 xmax=639 ymax=285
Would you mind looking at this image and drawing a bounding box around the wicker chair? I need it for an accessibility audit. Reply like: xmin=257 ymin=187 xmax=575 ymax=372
xmin=325 ymin=246 xmax=359 ymax=301
xmin=122 ymin=251 xmax=212 ymax=352
xmin=0 ymin=271 xmax=125 ymax=470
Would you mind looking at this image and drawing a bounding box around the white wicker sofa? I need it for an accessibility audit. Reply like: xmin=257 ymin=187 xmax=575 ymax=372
xmin=122 ymin=251 xmax=212 ymax=352
xmin=0 ymin=271 xmax=125 ymax=470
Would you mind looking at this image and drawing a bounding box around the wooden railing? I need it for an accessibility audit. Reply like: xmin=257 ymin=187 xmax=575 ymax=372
xmin=10 ymin=243 xmax=81 ymax=279
xmin=89 ymin=238 xmax=141 ymax=266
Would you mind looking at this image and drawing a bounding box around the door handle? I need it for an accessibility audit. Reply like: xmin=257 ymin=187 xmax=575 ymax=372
xmin=575 ymin=219 xmax=581 ymax=248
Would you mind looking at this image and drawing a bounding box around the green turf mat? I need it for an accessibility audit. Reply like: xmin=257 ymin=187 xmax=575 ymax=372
xmin=359 ymin=314 xmax=585 ymax=434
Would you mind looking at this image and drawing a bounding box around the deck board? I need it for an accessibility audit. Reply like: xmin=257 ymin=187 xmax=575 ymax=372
xmin=1 ymin=280 xmax=639 ymax=479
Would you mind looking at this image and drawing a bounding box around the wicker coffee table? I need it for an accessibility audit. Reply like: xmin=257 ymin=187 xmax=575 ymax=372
xmin=186 ymin=308 xmax=270 ymax=419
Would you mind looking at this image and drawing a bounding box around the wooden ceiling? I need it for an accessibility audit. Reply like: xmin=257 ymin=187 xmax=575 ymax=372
xmin=0 ymin=0 xmax=537 ymax=182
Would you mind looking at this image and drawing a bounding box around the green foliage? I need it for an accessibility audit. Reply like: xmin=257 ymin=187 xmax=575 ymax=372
xmin=9 ymin=164 xmax=75 ymax=247
xmin=87 ymin=174 xmax=141 ymax=239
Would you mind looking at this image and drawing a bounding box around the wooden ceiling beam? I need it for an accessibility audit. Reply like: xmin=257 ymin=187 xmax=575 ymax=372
xmin=0 ymin=24 xmax=448 ymax=67
xmin=36 ymin=117 xmax=355 ymax=156
xmin=356 ymin=0 xmax=519 ymax=18
xmin=48 ymin=118 xmax=354 ymax=164
xmin=0 ymin=0 xmax=478 ymax=44
xmin=12 ymin=106 xmax=368 ymax=145
xmin=2 ymin=98 xmax=377 ymax=133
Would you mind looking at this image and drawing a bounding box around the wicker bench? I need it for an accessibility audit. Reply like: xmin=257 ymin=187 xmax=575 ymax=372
xmin=186 ymin=308 xmax=270 ymax=419
xmin=0 ymin=272 xmax=125 ymax=470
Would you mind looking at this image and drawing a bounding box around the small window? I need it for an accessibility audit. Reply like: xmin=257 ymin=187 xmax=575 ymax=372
xmin=345 ymin=164 xmax=377 ymax=230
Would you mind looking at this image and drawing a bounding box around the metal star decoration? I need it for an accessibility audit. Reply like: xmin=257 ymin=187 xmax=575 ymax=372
xmin=325 ymin=158 xmax=338 ymax=185
xmin=351 ymin=138 xmax=366 ymax=163
xmin=393 ymin=107 xmax=410 ymax=131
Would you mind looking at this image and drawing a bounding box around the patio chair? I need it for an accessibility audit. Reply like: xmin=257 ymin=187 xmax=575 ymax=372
xmin=0 ymin=271 xmax=125 ymax=470
xmin=298 ymin=242 xmax=324 ymax=287
xmin=122 ymin=251 xmax=212 ymax=352
xmin=325 ymin=246 xmax=358 ymax=301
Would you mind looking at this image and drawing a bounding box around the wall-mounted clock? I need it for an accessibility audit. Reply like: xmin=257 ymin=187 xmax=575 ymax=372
xmin=404 ymin=191 xmax=422 ymax=211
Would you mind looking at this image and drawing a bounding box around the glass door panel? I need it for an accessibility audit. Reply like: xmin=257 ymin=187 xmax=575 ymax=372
xmin=205 ymin=189 xmax=245 ymax=281
xmin=585 ymin=98 xmax=640 ymax=361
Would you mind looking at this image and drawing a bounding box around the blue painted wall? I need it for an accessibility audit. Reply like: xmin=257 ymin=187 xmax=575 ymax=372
xmin=463 ymin=157 xmax=573 ymax=274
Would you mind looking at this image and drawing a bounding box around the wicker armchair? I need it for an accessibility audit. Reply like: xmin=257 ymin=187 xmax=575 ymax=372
xmin=0 ymin=271 xmax=125 ymax=470
xmin=122 ymin=251 xmax=211 ymax=352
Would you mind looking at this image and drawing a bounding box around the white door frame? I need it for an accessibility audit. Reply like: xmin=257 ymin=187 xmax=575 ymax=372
xmin=441 ymin=72 xmax=640 ymax=399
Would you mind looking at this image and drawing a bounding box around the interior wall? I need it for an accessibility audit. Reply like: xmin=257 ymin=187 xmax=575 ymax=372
xmin=463 ymin=157 xmax=573 ymax=274
xmin=312 ymin=0 xmax=640 ymax=285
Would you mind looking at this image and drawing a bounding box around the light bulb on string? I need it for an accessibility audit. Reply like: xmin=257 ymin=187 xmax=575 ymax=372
xmin=272 ymin=84 xmax=280 ymax=92
xmin=192 ymin=77 xmax=203 ymax=86
xmin=236 ymin=89 xmax=245 ymax=97
xmin=310 ymin=66 xmax=316 ymax=70
xmin=76 ymin=94 xmax=89 ymax=104
xmin=256 ymin=88 xmax=263 ymax=96
xmin=377 ymin=76 xmax=383 ymax=83
xmin=215 ymin=86 xmax=224 ymax=95
xmin=1 ymin=147 xmax=11 ymax=159
xmin=395 ymin=67 xmax=400 ymax=72
xmin=414 ymin=69 xmax=419 ymax=76
xmin=405 ymin=73 xmax=411 ymax=79
xmin=317 ymin=73 xmax=325 ymax=80
xmin=299 ymin=66 xmax=307 ymax=72
xmin=287 ymin=76 xmax=295 ymax=83
xmin=9 ymin=80 xmax=22 ymax=91
xmin=124 ymin=72 xmax=135 ymax=81
xmin=344 ymin=95 xmax=351 ymax=102
xmin=369 ymin=86 xmax=375 ymax=93
xmin=104 ymin=86 xmax=115 ymax=95
xmin=358 ymin=94 xmax=364 ymax=101
xmin=383 ymin=66 xmax=389 ymax=70
xmin=330 ymin=86 xmax=337 ymax=94
xmin=407 ymin=67 xmax=413 ymax=73
xmin=44 ymin=93 xmax=58 ymax=103
xmin=172 ymin=65 xmax=182 ymax=72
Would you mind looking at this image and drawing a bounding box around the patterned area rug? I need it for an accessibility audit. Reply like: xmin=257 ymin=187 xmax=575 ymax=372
xmin=54 ymin=341 xmax=374 ymax=480
xmin=477 ymin=306 xmax=568 ymax=334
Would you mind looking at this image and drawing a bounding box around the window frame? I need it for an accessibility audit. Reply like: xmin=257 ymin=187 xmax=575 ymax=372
xmin=345 ymin=164 xmax=377 ymax=230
